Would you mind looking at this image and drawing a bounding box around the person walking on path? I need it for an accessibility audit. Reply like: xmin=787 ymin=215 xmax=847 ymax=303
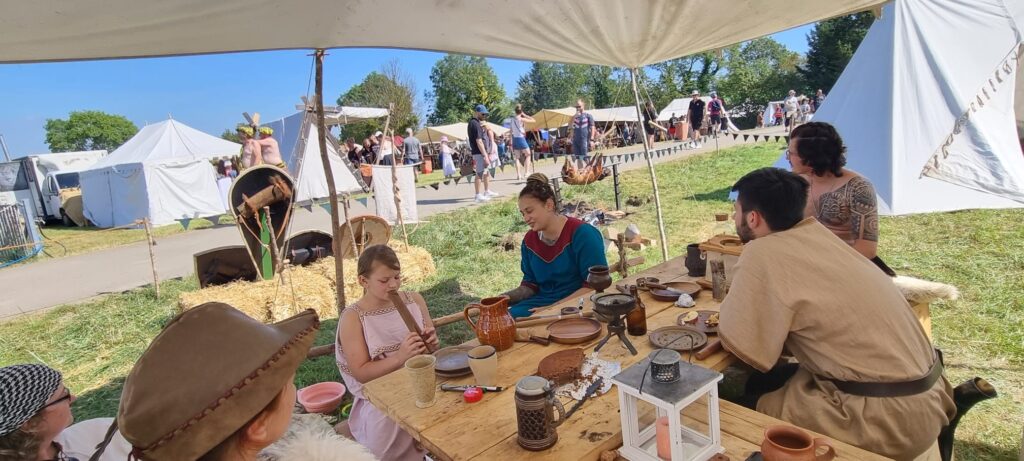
xmin=708 ymin=91 xmax=725 ymax=137
xmin=439 ymin=136 xmax=457 ymax=178
xmin=687 ymin=90 xmax=706 ymax=149
xmin=784 ymin=89 xmax=800 ymax=133
xmin=402 ymin=128 xmax=422 ymax=166
xmin=469 ymin=105 xmax=497 ymax=203
xmin=571 ymin=99 xmax=596 ymax=168
xmin=510 ymin=104 xmax=536 ymax=180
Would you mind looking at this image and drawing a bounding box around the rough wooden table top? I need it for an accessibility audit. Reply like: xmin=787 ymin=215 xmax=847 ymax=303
xmin=363 ymin=257 xmax=890 ymax=461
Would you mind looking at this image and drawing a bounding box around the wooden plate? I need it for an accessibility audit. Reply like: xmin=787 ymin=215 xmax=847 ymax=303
xmin=676 ymin=310 xmax=720 ymax=334
xmin=433 ymin=345 xmax=473 ymax=373
xmin=547 ymin=317 xmax=602 ymax=344
xmin=434 ymin=368 xmax=472 ymax=379
xmin=649 ymin=326 xmax=708 ymax=351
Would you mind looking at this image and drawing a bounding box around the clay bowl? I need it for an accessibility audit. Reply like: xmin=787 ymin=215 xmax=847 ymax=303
xmin=649 ymin=281 xmax=702 ymax=302
xmin=547 ymin=317 xmax=602 ymax=344
xmin=635 ymin=277 xmax=661 ymax=291
xmin=297 ymin=381 xmax=347 ymax=414
xmin=433 ymin=345 xmax=473 ymax=373
xmin=593 ymin=293 xmax=638 ymax=320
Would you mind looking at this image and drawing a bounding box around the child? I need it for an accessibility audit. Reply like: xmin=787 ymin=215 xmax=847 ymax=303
xmin=336 ymin=244 xmax=439 ymax=460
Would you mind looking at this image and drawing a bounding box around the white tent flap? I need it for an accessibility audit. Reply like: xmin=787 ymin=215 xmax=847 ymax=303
xmin=371 ymin=165 xmax=418 ymax=225
xmin=266 ymin=112 xmax=365 ymax=203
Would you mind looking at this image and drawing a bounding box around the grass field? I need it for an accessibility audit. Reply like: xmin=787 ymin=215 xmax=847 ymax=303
xmin=1 ymin=143 xmax=1020 ymax=460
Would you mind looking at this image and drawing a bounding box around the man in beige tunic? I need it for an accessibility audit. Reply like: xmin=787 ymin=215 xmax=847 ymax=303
xmin=719 ymin=168 xmax=955 ymax=460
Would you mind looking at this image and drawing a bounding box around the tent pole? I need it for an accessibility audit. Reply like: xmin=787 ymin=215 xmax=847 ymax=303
xmin=629 ymin=68 xmax=669 ymax=262
xmin=314 ymin=49 xmax=347 ymax=317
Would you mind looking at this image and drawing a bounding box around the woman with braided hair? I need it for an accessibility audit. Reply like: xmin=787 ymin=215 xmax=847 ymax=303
xmin=496 ymin=173 xmax=608 ymax=318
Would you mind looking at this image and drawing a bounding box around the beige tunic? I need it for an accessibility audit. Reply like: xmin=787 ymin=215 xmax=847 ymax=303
xmin=719 ymin=218 xmax=954 ymax=460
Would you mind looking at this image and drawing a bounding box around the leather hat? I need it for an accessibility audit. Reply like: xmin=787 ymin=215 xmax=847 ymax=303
xmin=115 ymin=302 xmax=319 ymax=460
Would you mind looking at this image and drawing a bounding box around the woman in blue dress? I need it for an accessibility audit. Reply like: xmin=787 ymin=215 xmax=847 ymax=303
xmin=499 ymin=173 xmax=609 ymax=318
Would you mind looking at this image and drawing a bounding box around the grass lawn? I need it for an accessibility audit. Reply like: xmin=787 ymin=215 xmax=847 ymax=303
xmin=1 ymin=143 xmax=1020 ymax=460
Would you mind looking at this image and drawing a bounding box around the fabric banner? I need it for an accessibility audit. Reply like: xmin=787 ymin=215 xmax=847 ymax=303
xmin=429 ymin=183 xmax=440 ymax=190
xmin=177 ymin=218 xmax=191 ymax=229
xmin=372 ymin=165 xmax=418 ymax=224
xmin=319 ymin=202 xmax=332 ymax=214
xmin=356 ymin=197 xmax=369 ymax=207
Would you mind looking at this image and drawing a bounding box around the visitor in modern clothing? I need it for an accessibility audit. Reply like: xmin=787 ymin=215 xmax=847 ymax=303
xmin=784 ymin=90 xmax=800 ymax=132
xmin=668 ymin=113 xmax=679 ymax=140
xmin=497 ymin=173 xmax=608 ymax=318
xmin=402 ymin=128 xmax=421 ymax=165
xmin=510 ymin=104 xmax=536 ymax=180
xmin=786 ymin=122 xmax=893 ymax=274
xmin=814 ymin=89 xmax=827 ymax=112
xmin=687 ymin=90 xmax=705 ymax=149
xmin=720 ymin=167 xmax=954 ymax=460
xmin=642 ymin=101 xmax=658 ymax=147
xmin=346 ymin=138 xmax=364 ymax=165
xmin=571 ymin=99 xmax=596 ymax=168
xmin=708 ymin=92 xmax=725 ymax=136
xmin=375 ymin=130 xmax=394 ymax=165
xmin=468 ymin=105 xmax=497 ymax=203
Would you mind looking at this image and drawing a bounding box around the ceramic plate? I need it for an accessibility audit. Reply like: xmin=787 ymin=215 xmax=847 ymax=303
xmin=676 ymin=310 xmax=720 ymax=334
xmin=649 ymin=326 xmax=708 ymax=351
xmin=433 ymin=345 xmax=473 ymax=373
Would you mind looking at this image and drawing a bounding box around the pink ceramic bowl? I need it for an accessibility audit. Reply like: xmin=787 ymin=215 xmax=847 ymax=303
xmin=297 ymin=381 xmax=347 ymax=414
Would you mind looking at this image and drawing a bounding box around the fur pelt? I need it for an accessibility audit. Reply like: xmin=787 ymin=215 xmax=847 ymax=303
xmin=259 ymin=414 xmax=377 ymax=461
xmin=893 ymin=275 xmax=959 ymax=305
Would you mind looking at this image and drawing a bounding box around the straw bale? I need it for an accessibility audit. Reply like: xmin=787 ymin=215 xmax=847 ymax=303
xmin=178 ymin=245 xmax=435 ymax=322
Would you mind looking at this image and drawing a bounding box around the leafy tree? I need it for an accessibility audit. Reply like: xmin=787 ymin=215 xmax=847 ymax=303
xmin=426 ymin=54 xmax=507 ymax=125
xmin=337 ymin=60 xmax=419 ymax=142
xmin=799 ymin=12 xmax=875 ymax=93
xmin=646 ymin=52 xmax=725 ymax=109
xmin=44 ymin=111 xmax=138 ymax=152
xmin=220 ymin=129 xmax=242 ymax=144
xmin=514 ymin=62 xmax=586 ymax=113
xmin=715 ymin=38 xmax=802 ymax=127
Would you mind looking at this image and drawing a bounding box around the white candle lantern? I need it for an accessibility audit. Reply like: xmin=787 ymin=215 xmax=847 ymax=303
xmin=611 ymin=350 xmax=723 ymax=460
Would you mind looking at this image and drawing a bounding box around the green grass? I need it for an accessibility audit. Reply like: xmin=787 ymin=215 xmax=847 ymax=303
xmin=1 ymin=143 xmax=1020 ymax=460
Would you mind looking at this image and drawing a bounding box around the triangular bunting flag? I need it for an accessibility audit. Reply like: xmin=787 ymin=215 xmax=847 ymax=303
xmin=489 ymin=168 xmax=496 ymax=179
xmin=177 ymin=218 xmax=191 ymax=230
xmin=732 ymin=134 xmax=738 ymax=140
xmin=753 ymin=135 xmax=760 ymax=142
xmin=774 ymin=136 xmax=781 ymax=142
xmin=429 ymin=183 xmax=440 ymax=190
xmin=356 ymin=197 xmax=369 ymax=207
xmin=500 ymin=164 xmax=506 ymax=173
xmin=302 ymin=204 xmax=313 ymax=213
xmin=454 ymin=176 xmax=462 ymax=184
xmin=319 ymin=202 xmax=333 ymax=214
xmin=743 ymin=134 xmax=749 ymax=142
xmin=444 ymin=179 xmax=452 ymax=186
xmin=784 ymin=136 xmax=790 ymax=143
xmin=631 ymin=153 xmax=636 ymax=161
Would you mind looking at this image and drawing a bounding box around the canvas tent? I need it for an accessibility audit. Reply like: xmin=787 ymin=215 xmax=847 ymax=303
xmin=589 ymin=107 xmax=640 ymax=123
xmin=526 ymin=108 xmax=576 ymax=131
xmin=762 ymin=101 xmax=784 ymax=126
xmin=81 ymin=119 xmax=237 ymax=227
xmin=264 ymin=111 xmax=368 ymax=204
xmin=414 ymin=122 xmax=508 ymax=143
xmin=775 ymin=0 xmax=1024 ymax=215
xmin=324 ymin=106 xmax=389 ymax=126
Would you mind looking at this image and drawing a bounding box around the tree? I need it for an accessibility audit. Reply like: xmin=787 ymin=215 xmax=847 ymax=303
xmin=646 ymin=53 xmax=725 ymax=109
xmin=715 ymin=38 xmax=802 ymax=128
xmin=427 ymin=54 xmax=507 ymax=125
xmin=514 ymin=62 xmax=585 ymax=113
xmin=220 ymin=129 xmax=242 ymax=144
xmin=799 ymin=12 xmax=875 ymax=94
xmin=337 ymin=60 xmax=419 ymax=142
xmin=44 ymin=111 xmax=138 ymax=152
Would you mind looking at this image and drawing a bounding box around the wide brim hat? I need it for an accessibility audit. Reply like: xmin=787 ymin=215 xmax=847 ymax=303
xmin=116 ymin=302 xmax=319 ymax=460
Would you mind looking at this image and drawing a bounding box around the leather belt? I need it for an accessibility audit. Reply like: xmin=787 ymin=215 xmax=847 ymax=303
xmin=824 ymin=355 xmax=943 ymax=398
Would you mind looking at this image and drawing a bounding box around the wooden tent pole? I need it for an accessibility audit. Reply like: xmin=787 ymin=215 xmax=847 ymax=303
xmin=629 ymin=68 xmax=669 ymax=261
xmin=314 ymin=49 xmax=347 ymax=316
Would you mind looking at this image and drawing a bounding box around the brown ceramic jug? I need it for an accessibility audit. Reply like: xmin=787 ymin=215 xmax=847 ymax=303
xmin=464 ymin=296 xmax=516 ymax=351
xmin=762 ymin=425 xmax=836 ymax=461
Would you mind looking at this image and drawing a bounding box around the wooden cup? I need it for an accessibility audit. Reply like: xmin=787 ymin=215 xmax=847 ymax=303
xmin=405 ymin=354 xmax=437 ymax=409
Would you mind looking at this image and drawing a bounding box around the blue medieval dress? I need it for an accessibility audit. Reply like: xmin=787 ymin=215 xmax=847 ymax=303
xmin=510 ymin=216 xmax=608 ymax=318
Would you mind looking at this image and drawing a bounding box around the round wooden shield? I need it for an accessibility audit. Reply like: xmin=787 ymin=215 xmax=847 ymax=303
xmin=338 ymin=215 xmax=392 ymax=259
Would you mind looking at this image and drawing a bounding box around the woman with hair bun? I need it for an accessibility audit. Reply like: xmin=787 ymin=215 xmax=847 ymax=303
xmin=497 ymin=173 xmax=608 ymax=318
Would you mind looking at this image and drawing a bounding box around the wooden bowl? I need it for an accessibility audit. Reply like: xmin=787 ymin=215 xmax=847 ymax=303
xmin=547 ymin=317 xmax=602 ymax=344
xmin=649 ymin=281 xmax=702 ymax=302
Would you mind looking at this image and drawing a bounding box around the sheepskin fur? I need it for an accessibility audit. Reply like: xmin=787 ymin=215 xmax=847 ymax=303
xmin=893 ymin=276 xmax=960 ymax=305
xmin=260 ymin=414 xmax=377 ymax=461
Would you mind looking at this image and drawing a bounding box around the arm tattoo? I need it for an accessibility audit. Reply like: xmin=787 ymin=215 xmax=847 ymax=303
xmin=501 ymin=285 xmax=538 ymax=304
xmin=848 ymin=177 xmax=879 ymax=242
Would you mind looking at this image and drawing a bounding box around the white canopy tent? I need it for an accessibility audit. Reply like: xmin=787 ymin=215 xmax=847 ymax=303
xmin=324 ymin=106 xmax=390 ymax=126
xmin=658 ymin=97 xmax=740 ymax=132
xmin=525 ymin=108 xmax=576 ymax=131
xmin=414 ymin=122 xmax=508 ymax=143
xmin=762 ymin=101 xmax=784 ymax=126
xmin=81 ymin=119 xmax=237 ymax=227
xmin=264 ymin=111 xmax=368 ymax=204
xmin=775 ymin=0 xmax=1024 ymax=215
xmin=589 ymin=107 xmax=640 ymax=123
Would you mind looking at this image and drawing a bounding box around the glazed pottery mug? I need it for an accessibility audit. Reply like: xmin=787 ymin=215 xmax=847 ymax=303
xmin=515 ymin=376 xmax=565 ymax=451
xmin=404 ymin=355 xmax=437 ymax=409
xmin=762 ymin=425 xmax=836 ymax=461
xmin=467 ymin=345 xmax=498 ymax=386
xmin=684 ymin=243 xmax=706 ymax=276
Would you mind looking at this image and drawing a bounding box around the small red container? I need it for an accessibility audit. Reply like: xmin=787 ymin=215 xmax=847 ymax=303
xmin=463 ymin=387 xmax=484 ymax=403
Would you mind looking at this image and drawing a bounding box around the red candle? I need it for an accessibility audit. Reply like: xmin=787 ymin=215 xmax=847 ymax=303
xmin=656 ymin=416 xmax=671 ymax=460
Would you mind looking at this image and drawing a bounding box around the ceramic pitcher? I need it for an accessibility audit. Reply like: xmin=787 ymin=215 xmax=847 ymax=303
xmin=464 ymin=296 xmax=516 ymax=351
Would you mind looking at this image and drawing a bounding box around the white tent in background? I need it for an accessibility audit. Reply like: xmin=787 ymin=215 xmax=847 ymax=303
xmin=589 ymin=106 xmax=640 ymax=123
xmin=324 ymin=106 xmax=389 ymax=126
xmin=81 ymin=119 xmax=236 ymax=227
xmin=762 ymin=101 xmax=784 ymax=126
xmin=264 ymin=111 xmax=368 ymax=204
xmin=776 ymin=0 xmax=1024 ymax=215
xmin=526 ymin=108 xmax=575 ymax=131
xmin=414 ymin=122 xmax=508 ymax=143
xmin=657 ymin=97 xmax=740 ymax=132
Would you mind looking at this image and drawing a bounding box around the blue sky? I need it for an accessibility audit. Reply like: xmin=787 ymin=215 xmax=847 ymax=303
xmin=0 ymin=26 xmax=811 ymax=157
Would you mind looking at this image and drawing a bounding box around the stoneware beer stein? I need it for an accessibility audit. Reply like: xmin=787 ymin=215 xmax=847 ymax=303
xmin=464 ymin=296 xmax=516 ymax=351
xmin=762 ymin=425 xmax=836 ymax=461
xmin=685 ymin=243 xmax=706 ymax=276
xmin=515 ymin=376 xmax=565 ymax=451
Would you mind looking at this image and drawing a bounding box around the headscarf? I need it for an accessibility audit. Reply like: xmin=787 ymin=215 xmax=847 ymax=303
xmin=0 ymin=364 xmax=62 ymax=437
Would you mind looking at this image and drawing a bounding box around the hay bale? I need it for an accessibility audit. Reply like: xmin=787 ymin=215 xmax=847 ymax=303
xmin=178 ymin=245 xmax=436 ymax=322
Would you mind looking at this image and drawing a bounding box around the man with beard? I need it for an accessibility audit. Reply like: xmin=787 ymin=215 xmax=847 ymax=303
xmin=719 ymin=167 xmax=954 ymax=460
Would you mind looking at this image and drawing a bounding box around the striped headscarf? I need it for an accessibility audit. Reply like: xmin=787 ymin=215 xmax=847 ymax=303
xmin=0 ymin=364 xmax=62 ymax=437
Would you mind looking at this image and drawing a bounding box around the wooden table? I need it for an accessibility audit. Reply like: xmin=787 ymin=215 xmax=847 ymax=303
xmin=363 ymin=257 xmax=890 ymax=460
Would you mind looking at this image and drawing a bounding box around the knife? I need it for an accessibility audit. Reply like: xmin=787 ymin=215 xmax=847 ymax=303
xmin=563 ymin=378 xmax=604 ymax=420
